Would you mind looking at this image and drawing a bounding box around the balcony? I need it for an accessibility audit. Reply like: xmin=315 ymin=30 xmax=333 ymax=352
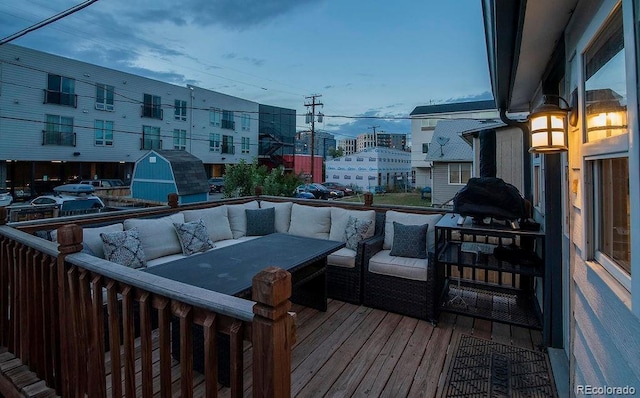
xmin=140 ymin=138 xmax=162 ymax=150
xmin=42 ymin=130 xmax=76 ymax=146
xmin=221 ymin=143 xmax=235 ymax=154
xmin=141 ymin=105 xmax=163 ymax=120
xmin=221 ymin=119 xmax=235 ymax=130
xmin=43 ymin=89 xmax=77 ymax=107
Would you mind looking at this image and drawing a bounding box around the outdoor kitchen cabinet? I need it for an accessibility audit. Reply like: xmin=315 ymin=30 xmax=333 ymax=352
xmin=434 ymin=213 xmax=545 ymax=329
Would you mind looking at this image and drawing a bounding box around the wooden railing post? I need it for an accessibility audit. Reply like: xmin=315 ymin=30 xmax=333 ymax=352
xmin=255 ymin=185 xmax=263 ymax=198
xmin=252 ymin=267 xmax=293 ymax=398
xmin=364 ymin=191 xmax=374 ymax=207
xmin=168 ymin=193 xmax=179 ymax=208
xmin=56 ymin=224 xmax=83 ymax=396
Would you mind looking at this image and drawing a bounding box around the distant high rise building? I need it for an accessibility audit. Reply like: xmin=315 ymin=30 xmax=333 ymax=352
xmin=337 ymin=138 xmax=357 ymax=155
xmin=295 ymin=130 xmax=336 ymax=158
xmin=355 ymin=132 xmax=407 ymax=152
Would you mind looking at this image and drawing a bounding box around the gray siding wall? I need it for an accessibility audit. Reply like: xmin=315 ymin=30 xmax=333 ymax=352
xmin=431 ymin=162 xmax=467 ymax=206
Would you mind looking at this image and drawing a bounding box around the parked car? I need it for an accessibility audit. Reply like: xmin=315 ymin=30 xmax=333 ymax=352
xmin=208 ymin=177 xmax=225 ymax=193
xmin=80 ymin=179 xmax=126 ymax=188
xmin=322 ymin=182 xmax=354 ymax=196
xmin=294 ymin=191 xmax=316 ymax=199
xmin=294 ymin=183 xmax=331 ymax=200
xmin=0 ymin=188 xmax=13 ymax=207
xmin=30 ymin=184 xmax=105 ymax=212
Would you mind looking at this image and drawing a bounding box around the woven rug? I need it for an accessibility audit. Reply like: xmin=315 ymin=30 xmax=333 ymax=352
xmin=442 ymin=334 xmax=557 ymax=398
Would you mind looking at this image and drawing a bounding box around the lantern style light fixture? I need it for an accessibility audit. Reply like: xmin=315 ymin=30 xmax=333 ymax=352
xmin=528 ymin=95 xmax=574 ymax=153
xmin=585 ymin=99 xmax=627 ymax=142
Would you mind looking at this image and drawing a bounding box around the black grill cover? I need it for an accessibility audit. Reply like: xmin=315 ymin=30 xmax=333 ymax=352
xmin=453 ymin=177 xmax=526 ymax=220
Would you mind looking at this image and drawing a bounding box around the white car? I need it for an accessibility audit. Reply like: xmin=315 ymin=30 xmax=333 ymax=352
xmin=0 ymin=188 xmax=13 ymax=207
xmin=30 ymin=184 xmax=105 ymax=213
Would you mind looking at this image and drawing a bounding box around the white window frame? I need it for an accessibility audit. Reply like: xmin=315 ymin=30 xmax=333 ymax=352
xmin=94 ymin=119 xmax=114 ymax=146
xmin=210 ymin=108 xmax=221 ymax=127
xmin=173 ymin=129 xmax=186 ymax=150
xmin=95 ymin=84 xmax=114 ymax=111
xmin=241 ymin=113 xmax=250 ymax=131
xmin=209 ymin=133 xmax=220 ymax=151
xmin=174 ymin=100 xmax=187 ymax=121
xmin=448 ymin=163 xmax=471 ymax=185
xmin=241 ymin=136 xmax=250 ymax=154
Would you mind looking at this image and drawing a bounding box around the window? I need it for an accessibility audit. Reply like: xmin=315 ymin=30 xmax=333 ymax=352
xmin=45 ymin=74 xmax=76 ymax=107
xmin=209 ymin=133 xmax=220 ymax=151
xmin=422 ymin=143 xmax=429 ymax=153
xmin=173 ymin=129 xmax=186 ymax=150
xmin=142 ymin=94 xmax=162 ymax=119
xmin=210 ymin=108 xmax=221 ymax=127
xmin=222 ymin=110 xmax=235 ymax=130
xmin=590 ymin=158 xmax=630 ymax=284
xmin=44 ymin=115 xmax=75 ymax=146
xmin=95 ymin=84 xmax=114 ymax=111
xmin=94 ymin=120 xmax=113 ymax=146
xmin=174 ymin=100 xmax=187 ymax=121
xmin=241 ymin=137 xmax=250 ymax=154
xmin=584 ymin=7 xmax=627 ymax=143
xmin=241 ymin=113 xmax=250 ymax=131
xmin=448 ymin=163 xmax=471 ymax=185
xmin=142 ymin=125 xmax=161 ymax=150
xmin=222 ymin=135 xmax=234 ymax=154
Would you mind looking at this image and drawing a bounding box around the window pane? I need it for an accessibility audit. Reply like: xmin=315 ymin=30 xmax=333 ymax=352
xmin=596 ymin=157 xmax=630 ymax=275
xmin=461 ymin=163 xmax=471 ymax=183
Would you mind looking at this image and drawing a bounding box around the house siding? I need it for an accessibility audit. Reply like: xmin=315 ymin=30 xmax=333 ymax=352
xmin=431 ymin=162 xmax=468 ymax=206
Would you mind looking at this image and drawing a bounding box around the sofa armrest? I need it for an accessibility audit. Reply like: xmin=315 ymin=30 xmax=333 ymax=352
xmin=360 ymin=234 xmax=384 ymax=266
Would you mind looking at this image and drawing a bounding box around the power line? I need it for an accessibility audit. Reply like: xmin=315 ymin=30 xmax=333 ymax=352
xmin=0 ymin=0 xmax=99 ymax=46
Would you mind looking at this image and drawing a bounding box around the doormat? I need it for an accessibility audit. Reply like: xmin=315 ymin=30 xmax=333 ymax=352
xmin=442 ymin=334 xmax=557 ymax=398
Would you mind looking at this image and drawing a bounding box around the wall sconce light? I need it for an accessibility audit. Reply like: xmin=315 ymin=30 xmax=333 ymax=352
xmin=585 ymin=99 xmax=627 ymax=141
xmin=528 ymin=94 xmax=575 ymax=153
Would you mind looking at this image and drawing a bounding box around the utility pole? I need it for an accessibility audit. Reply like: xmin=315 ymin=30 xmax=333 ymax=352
xmin=369 ymin=125 xmax=380 ymax=148
xmin=305 ymin=94 xmax=323 ymax=182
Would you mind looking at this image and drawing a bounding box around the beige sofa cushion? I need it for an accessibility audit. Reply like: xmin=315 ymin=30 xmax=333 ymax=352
xmin=123 ymin=213 xmax=185 ymax=261
xmin=327 ymin=247 xmax=357 ymax=268
xmin=329 ymin=208 xmax=376 ymax=242
xmin=81 ymin=223 xmax=124 ymax=259
xmin=383 ymin=211 xmax=442 ymax=253
xmin=227 ymin=200 xmax=260 ymax=239
xmin=288 ymin=204 xmax=331 ymax=239
xmin=368 ymin=250 xmax=429 ymax=281
xmin=182 ymin=206 xmax=233 ymax=242
xmin=259 ymin=201 xmax=293 ymax=233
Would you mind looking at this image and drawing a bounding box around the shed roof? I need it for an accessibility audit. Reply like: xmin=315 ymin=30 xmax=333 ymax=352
xmin=424 ymin=119 xmax=505 ymax=162
xmin=410 ymin=100 xmax=497 ymax=116
xmin=152 ymin=150 xmax=209 ymax=195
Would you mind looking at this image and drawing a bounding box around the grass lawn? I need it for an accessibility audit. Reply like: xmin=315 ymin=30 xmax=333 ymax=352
xmin=338 ymin=192 xmax=432 ymax=207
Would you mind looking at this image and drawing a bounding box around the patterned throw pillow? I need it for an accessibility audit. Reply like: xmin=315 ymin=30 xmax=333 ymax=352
xmin=246 ymin=207 xmax=276 ymax=236
xmin=343 ymin=215 xmax=373 ymax=250
xmin=173 ymin=219 xmax=215 ymax=256
xmin=389 ymin=221 xmax=428 ymax=259
xmin=100 ymin=228 xmax=146 ymax=268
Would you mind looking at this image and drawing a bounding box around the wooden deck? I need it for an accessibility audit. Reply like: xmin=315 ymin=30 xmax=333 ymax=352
xmin=2 ymin=299 xmax=545 ymax=398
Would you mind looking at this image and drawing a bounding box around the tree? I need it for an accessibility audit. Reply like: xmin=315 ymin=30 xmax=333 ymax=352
xmin=328 ymin=146 xmax=344 ymax=158
xmin=224 ymin=160 xmax=304 ymax=198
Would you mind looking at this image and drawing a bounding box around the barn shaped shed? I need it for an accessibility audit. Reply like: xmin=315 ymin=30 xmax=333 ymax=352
xmin=131 ymin=150 xmax=209 ymax=204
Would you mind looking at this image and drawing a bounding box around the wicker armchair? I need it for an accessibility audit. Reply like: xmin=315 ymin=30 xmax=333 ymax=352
xmin=362 ymin=228 xmax=440 ymax=324
xmin=327 ymin=211 xmax=386 ymax=304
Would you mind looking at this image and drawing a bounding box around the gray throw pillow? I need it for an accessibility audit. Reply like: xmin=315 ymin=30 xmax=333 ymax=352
xmin=100 ymin=228 xmax=146 ymax=268
xmin=344 ymin=215 xmax=373 ymax=250
xmin=246 ymin=207 xmax=276 ymax=236
xmin=389 ymin=221 xmax=428 ymax=259
xmin=173 ymin=219 xmax=215 ymax=256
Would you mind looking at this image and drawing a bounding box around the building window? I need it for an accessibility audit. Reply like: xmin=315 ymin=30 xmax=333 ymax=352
xmin=241 ymin=137 xmax=250 ymax=154
xmin=173 ymin=129 xmax=186 ymax=150
xmin=590 ymin=157 xmax=630 ymax=285
xmin=174 ymin=100 xmax=187 ymax=121
xmin=45 ymin=74 xmax=77 ymax=107
xmin=448 ymin=163 xmax=471 ymax=185
xmin=422 ymin=143 xmax=429 ymax=153
xmin=584 ymin=6 xmax=626 ymax=143
xmin=142 ymin=94 xmax=163 ymax=119
xmin=44 ymin=115 xmax=75 ymax=146
xmin=142 ymin=125 xmax=161 ymax=150
xmin=222 ymin=110 xmax=235 ymax=130
xmin=95 ymin=84 xmax=114 ymax=111
xmin=222 ymin=135 xmax=234 ymax=154
xmin=94 ymin=120 xmax=113 ymax=146
xmin=241 ymin=113 xmax=250 ymax=131
xmin=209 ymin=133 xmax=220 ymax=151
xmin=210 ymin=108 xmax=221 ymax=127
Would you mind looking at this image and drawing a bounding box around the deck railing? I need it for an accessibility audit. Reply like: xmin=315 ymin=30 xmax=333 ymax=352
xmin=0 ymin=204 xmax=296 ymax=397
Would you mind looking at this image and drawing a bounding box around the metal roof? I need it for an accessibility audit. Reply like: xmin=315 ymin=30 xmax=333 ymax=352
xmin=153 ymin=150 xmax=209 ymax=195
xmin=410 ymin=100 xmax=497 ymax=116
xmin=424 ymin=119 xmax=505 ymax=162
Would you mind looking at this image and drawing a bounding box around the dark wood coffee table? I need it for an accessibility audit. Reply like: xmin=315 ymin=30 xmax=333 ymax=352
xmin=142 ymin=233 xmax=344 ymax=383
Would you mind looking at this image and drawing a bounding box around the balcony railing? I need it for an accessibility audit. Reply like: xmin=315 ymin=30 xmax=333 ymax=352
xmin=42 ymin=131 xmax=76 ymax=146
xmin=140 ymin=138 xmax=162 ymax=150
xmin=221 ymin=119 xmax=235 ymax=130
xmin=221 ymin=143 xmax=235 ymax=154
xmin=141 ymin=105 xmax=163 ymax=120
xmin=43 ymin=89 xmax=78 ymax=107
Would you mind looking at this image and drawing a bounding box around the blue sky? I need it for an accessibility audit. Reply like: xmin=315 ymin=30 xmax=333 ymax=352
xmin=0 ymin=0 xmax=493 ymax=140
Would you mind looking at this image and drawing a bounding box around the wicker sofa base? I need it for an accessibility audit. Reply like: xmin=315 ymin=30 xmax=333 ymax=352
xmin=327 ymin=267 xmax=362 ymax=304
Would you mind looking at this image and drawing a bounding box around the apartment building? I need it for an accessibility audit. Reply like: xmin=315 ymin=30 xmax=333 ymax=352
xmin=355 ymin=132 xmax=407 ymax=152
xmin=0 ymin=44 xmax=266 ymax=196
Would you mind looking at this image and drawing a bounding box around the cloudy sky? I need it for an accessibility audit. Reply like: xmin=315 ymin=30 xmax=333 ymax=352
xmin=0 ymin=0 xmax=493 ymax=139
